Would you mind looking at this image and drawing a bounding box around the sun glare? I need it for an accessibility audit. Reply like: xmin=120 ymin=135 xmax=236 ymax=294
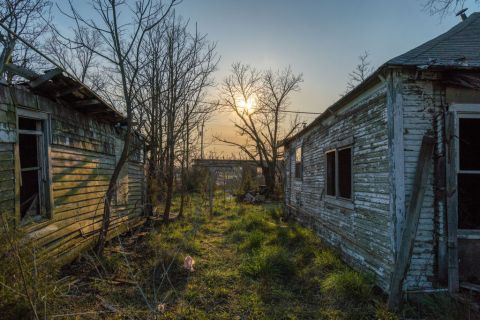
xmin=238 ymin=96 xmax=256 ymax=113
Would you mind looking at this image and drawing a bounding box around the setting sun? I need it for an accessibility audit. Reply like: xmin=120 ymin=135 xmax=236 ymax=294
xmin=238 ymin=96 xmax=256 ymax=113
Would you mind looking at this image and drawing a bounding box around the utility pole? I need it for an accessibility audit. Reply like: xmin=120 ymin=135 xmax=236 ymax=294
xmin=200 ymin=118 xmax=205 ymax=159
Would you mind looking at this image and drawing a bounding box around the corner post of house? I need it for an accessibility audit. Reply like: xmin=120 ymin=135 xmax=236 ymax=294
xmin=385 ymin=70 xmax=406 ymax=260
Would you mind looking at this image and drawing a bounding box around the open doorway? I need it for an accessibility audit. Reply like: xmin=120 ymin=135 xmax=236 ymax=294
xmin=17 ymin=111 xmax=51 ymax=223
xmin=455 ymin=111 xmax=480 ymax=288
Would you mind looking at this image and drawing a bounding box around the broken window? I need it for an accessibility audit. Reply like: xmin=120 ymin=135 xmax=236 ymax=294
xmin=294 ymin=146 xmax=302 ymax=179
xmin=326 ymin=151 xmax=336 ymax=196
xmin=458 ymin=118 xmax=480 ymax=230
xmin=325 ymin=147 xmax=352 ymax=199
xmin=18 ymin=114 xmax=51 ymax=222
xmin=338 ymin=148 xmax=352 ymax=198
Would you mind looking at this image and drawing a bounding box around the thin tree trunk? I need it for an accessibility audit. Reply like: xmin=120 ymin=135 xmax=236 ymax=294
xmin=96 ymin=127 xmax=131 ymax=255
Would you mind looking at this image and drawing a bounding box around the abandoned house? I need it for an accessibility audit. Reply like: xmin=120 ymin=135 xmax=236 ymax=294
xmin=283 ymin=12 xmax=480 ymax=296
xmin=0 ymin=68 xmax=146 ymax=263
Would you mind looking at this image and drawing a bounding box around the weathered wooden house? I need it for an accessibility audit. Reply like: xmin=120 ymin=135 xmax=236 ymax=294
xmin=0 ymin=69 xmax=146 ymax=263
xmin=283 ymin=12 xmax=480 ymax=296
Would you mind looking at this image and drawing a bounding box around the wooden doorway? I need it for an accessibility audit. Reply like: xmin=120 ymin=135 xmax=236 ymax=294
xmin=449 ymin=104 xmax=480 ymax=292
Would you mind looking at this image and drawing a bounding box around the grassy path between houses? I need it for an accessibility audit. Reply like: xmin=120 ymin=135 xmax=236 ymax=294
xmin=5 ymin=196 xmax=473 ymax=319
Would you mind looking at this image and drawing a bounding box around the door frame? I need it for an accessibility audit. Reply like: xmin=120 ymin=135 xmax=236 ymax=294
xmin=446 ymin=103 xmax=480 ymax=292
xmin=15 ymin=108 xmax=53 ymax=224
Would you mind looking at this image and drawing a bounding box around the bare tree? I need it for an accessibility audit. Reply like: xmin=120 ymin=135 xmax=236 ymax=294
xmin=134 ymin=13 xmax=218 ymax=221
xmin=218 ymin=63 xmax=303 ymax=195
xmin=345 ymin=50 xmax=373 ymax=93
xmin=43 ymin=26 xmax=106 ymax=91
xmin=60 ymin=0 xmax=177 ymax=255
xmin=423 ymin=0 xmax=478 ymax=17
xmin=0 ymin=0 xmax=51 ymax=82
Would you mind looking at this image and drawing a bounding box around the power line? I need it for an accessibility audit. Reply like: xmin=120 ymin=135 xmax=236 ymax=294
xmin=189 ymin=98 xmax=322 ymax=115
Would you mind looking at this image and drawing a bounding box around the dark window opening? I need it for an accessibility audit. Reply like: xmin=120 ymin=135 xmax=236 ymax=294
xmin=19 ymin=117 xmax=39 ymax=131
xmin=294 ymin=146 xmax=302 ymax=179
xmin=326 ymin=151 xmax=336 ymax=196
xmin=338 ymin=148 xmax=352 ymax=199
xmin=458 ymin=117 xmax=480 ymax=230
xmin=326 ymin=147 xmax=352 ymax=199
xmin=459 ymin=118 xmax=480 ymax=171
xmin=18 ymin=116 xmax=47 ymax=222
xmin=458 ymin=174 xmax=480 ymax=230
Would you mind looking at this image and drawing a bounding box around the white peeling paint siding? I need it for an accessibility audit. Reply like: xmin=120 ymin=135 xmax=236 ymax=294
xmin=400 ymin=71 xmax=444 ymax=290
xmin=286 ymin=82 xmax=395 ymax=291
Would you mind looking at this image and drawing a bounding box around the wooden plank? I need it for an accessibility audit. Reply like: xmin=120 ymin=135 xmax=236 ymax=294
xmin=4 ymin=63 xmax=38 ymax=80
xmin=55 ymin=85 xmax=82 ymax=98
xmin=53 ymin=185 xmax=108 ymax=198
xmin=42 ymin=217 xmax=145 ymax=266
xmin=54 ymin=192 xmax=106 ymax=206
xmin=29 ymin=68 xmax=62 ymax=88
xmin=446 ymin=111 xmax=459 ymax=292
xmin=73 ymin=99 xmax=100 ymax=107
xmin=460 ymin=282 xmax=480 ymax=293
xmin=53 ymin=180 xmax=110 ymax=191
xmin=52 ymin=159 xmax=115 ymax=170
xmin=52 ymin=145 xmax=116 ymax=160
xmin=388 ymin=134 xmax=435 ymax=310
xmin=52 ymin=166 xmax=113 ymax=176
xmin=53 ymin=174 xmax=110 ymax=183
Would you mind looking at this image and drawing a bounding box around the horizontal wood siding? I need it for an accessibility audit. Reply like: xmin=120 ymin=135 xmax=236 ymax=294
xmin=0 ymin=85 xmax=146 ymax=264
xmin=0 ymin=143 xmax=14 ymax=216
xmin=286 ymin=84 xmax=394 ymax=291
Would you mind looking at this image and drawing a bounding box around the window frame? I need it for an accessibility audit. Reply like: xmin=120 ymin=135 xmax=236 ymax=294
xmin=452 ymin=105 xmax=480 ymax=234
xmin=324 ymin=144 xmax=353 ymax=209
xmin=294 ymin=145 xmax=303 ymax=180
xmin=16 ymin=108 xmax=53 ymax=224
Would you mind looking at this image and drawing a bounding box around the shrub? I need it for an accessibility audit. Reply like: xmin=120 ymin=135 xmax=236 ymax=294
xmin=0 ymin=218 xmax=61 ymax=319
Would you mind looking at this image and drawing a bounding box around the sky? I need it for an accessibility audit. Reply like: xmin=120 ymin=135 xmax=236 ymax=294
xmin=173 ymin=0 xmax=476 ymax=156
xmin=55 ymin=0 xmax=477 ymax=157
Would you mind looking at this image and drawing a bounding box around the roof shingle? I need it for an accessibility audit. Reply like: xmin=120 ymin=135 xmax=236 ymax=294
xmin=387 ymin=12 xmax=480 ymax=68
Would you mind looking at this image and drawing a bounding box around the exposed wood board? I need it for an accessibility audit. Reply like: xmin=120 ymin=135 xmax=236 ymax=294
xmin=388 ymin=134 xmax=435 ymax=309
xmin=386 ymin=73 xmax=406 ymax=255
xmin=73 ymin=99 xmax=101 ymax=108
xmin=30 ymin=68 xmax=63 ymax=89
xmin=55 ymin=85 xmax=83 ymax=98
xmin=4 ymin=63 xmax=38 ymax=80
xmin=460 ymin=282 xmax=480 ymax=292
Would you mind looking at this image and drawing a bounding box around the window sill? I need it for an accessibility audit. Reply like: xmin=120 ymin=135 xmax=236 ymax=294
xmin=20 ymin=215 xmax=51 ymax=230
xmin=324 ymin=196 xmax=354 ymax=211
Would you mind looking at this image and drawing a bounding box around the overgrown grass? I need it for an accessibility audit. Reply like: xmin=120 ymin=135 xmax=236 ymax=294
xmin=224 ymin=204 xmax=386 ymax=319
xmin=2 ymin=195 xmax=477 ymax=319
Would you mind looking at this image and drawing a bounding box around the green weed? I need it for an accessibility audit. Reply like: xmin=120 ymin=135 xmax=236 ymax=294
xmin=321 ymin=269 xmax=373 ymax=302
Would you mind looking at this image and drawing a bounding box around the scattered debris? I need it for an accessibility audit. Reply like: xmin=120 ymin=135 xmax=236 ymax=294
xmin=244 ymin=192 xmax=255 ymax=203
xmin=157 ymin=303 xmax=166 ymax=313
xmin=243 ymin=192 xmax=266 ymax=204
xmin=184 ymin=255 xmax=195 ymax=272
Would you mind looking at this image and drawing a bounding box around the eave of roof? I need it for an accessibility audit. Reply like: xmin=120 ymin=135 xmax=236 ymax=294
xmin=16 ymin=70 xmax=125 ymax=124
